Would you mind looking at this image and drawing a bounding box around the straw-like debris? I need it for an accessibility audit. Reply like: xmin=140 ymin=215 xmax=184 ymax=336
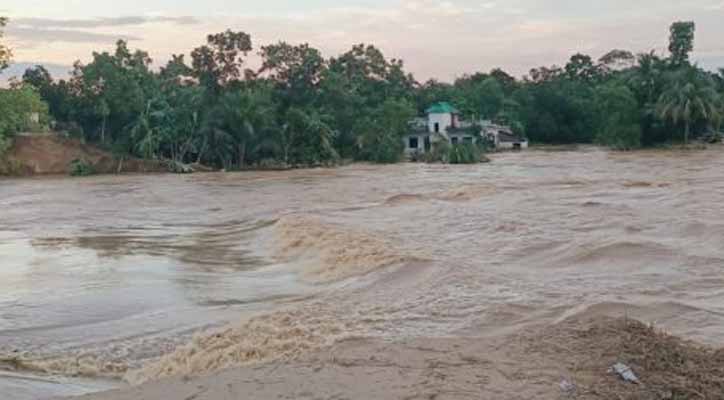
xmin=528 ymin=317 xmax=724 ymax=399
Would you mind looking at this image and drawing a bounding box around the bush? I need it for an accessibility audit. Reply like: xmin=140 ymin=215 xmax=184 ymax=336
xmin=419 ymin=141 xmax=489 ymax=164
xmin=0 ymin=134 xmax=11 ymax=158
xmin=69 ymin=158 xmax=95 ymax=176
xmin=256 ymin=158 xmax=289 ymax=170
xmin=448 ymin=143 xmax=486 ymax=164
xmin=702 ymin=131 xmax=723 ymax=144
xmin=421 ymin=140 xmax=450 ymax=163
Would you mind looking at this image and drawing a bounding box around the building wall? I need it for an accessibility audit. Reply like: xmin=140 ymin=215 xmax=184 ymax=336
xmin=428 ymin=113 xmax=452 ymax=134
xmin=403 ymin=134 xmax=424 ymax=155
xmin=448 ymin=134 xmax=477 ymax=145
xmin=497 ymin=140 xmax=529 ymax=150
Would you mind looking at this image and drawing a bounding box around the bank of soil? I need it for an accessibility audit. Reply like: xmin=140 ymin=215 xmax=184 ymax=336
xmin=65 ymin=316 xmax=724 ymax=400
xmin=0 ymin=135 xmax=172 ymax=176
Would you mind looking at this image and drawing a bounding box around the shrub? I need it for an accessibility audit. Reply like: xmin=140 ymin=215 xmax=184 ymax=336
xmin=702 ymin=131 xmax=723 ymax=144
xmin=0 ymin=134 xmax=11 ymax=158
xmin=448 ymin=143 xmax=484 ymax=164
xmin=69 ymin=158 xmax=94 ymax=176
xmin=419 ymin=141 xmax=489 ymax=164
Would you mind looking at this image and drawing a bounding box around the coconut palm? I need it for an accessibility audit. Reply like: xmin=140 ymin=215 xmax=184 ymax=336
xmin=657 ymin=69 xmax=722 ymax=145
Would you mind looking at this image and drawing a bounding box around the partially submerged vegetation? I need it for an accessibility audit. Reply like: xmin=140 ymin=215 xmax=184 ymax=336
xmin=414 ymin=141 xmax=491 ymax=164
xmin=68 ymin=158 xmax=94 ymax=176
xmin=1 ymin=19 xmax=723 ymax=174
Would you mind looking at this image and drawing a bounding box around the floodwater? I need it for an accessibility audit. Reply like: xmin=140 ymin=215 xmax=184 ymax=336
xmin=2 ymin=148 xmax=724 ymax=399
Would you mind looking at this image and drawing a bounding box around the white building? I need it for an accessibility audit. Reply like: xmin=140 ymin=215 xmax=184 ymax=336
xmin=481 ymin=121 xmax=529 ymax=150
xmin=403 ymin=102 xmax=528 ymax=156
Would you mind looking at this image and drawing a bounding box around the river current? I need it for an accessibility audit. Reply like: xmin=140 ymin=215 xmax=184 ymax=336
xmin=2 ymin=148 xmax=724 ymax=399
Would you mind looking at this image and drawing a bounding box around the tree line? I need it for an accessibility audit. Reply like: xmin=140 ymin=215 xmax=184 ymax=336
xmin=2 ymin=19 xmax=723 ymax=168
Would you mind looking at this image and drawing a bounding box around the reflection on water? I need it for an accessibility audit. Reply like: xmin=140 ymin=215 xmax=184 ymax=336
xmin=3 ymin=148 xmax=724 ymax=398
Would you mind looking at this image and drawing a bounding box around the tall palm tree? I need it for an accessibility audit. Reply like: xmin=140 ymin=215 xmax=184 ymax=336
xmin=657 ymin=69 xmax=722 ymax=145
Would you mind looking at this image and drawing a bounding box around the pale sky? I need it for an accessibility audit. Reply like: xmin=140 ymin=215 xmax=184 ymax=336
xmin=2 ymin=1 xmax=724 ymax=81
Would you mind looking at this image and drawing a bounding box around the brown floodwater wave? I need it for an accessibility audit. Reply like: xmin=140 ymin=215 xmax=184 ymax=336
xmin=3 ymin=147 xmax=724 ymax=398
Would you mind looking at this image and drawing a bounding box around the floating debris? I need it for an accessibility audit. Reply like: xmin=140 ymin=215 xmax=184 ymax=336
xmin=559 ymin=378 xmax=576 ymax=395
xmin=611 ymin=362 xmax=640 ymax=384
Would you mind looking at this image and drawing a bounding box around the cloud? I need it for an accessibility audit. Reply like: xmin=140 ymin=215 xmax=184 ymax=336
xmin=3 ymin=1 xmax=724 ymax=81
xmin=7 ymin=27 xmax=139 ymax=44
xmin=11 ymin=16 xmax=200 ymax=29
xmin=4 ymin=15 xmax=198 ymax=55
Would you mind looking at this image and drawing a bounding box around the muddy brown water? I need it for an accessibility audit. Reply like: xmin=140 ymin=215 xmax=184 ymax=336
xmin=2 ymin=147 xmax=724 ymax=399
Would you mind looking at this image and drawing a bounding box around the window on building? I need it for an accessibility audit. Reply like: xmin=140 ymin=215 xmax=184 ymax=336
xmin=409 ymin=137 xmax=419 ymax=149
xmin=451 ymin=137 xmax=459 ymax=145
xmin=434 ymin=123 xmax=440 ymax=133
xmin=463 ymin=137 xmax=473 ymax=144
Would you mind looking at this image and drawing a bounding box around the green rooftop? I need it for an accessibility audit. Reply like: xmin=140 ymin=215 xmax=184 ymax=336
xmin=426 ymin=102 xmax=459 ymax=115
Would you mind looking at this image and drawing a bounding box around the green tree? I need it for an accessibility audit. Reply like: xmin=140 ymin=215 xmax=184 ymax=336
xmin=599 ymin=49 xmax=635 ymax=73
xmin=594 ymin=83 xmax=642 ymax=149
xmin=283 ymin=107 xmax=338 ymax=165
xmin=258 ymin=42 xmax=326 ymax=106
xmin=321 ymin=44 xmax=415 ymax=158
xmin=657 ymin=68 xmax=722 ymax=144
xmin=191 ymin=30 xmax=252 ymax=92
xmin=201 ymin=87 xmax=275 ymax=168
xmin=669 ymin=21 xmax=695 ymax=67
xmin=128 ymin=100 xmax=158 ymax=159
xmin=163 ymin=84 xmax=203 ymax=163
xmin=22 ymin=66 xmax=76 ymax=128
xmin=355 ymin=98 xmax=415 ymax=163
xmin=454 ymin=75 xmax=505 ymax=120
xmin=414 ymin=79 xmax=455 ymax=114
xmin=70 ymin=40 xmax=154 ymax=144
xmin=160 ymin=54 xmax=193 ymax=82
xmin=489 ymin=68 xmax=517 ymax=95
xmin=0 ymin=17 xmax=10 ymax=71
xmin=0 ymin=85 xmax=49 ymax=154
xmin=565 ymin=53 xmax=601 ymax=83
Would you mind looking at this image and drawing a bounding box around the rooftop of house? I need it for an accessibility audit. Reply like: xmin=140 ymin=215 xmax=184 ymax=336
xmin=426 ymin=102 xmax=460 ymax=115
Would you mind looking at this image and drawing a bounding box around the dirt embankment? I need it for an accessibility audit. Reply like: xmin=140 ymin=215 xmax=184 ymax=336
xmin=66 ymin=316 xmax=724 ymax=400
xmin=0 ymin=135 xmax=174 ymax=176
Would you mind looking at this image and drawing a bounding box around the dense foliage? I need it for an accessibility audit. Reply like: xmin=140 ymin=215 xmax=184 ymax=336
xmin=0 ymin=20 xmax=49 ymax=156
xmin=0 ymin=86 xmax=49 ymax=155
xmin=0 ymin=17 xmax=9 ymax=72
xmin=3 ymin=18 xmax=724 ymax=167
